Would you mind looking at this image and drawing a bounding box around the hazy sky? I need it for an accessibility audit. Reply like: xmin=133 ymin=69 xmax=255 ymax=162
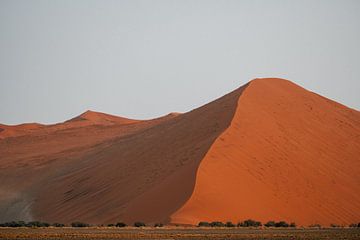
xmin=1 ymin=0 xmax=359 ymax=124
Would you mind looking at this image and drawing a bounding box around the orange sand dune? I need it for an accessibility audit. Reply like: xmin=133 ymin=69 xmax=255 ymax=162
xmin=0 ymin=123 xmax=44 ymax=139
xmin=171 ymin=79 xmax=360 ymax=226
xmin=0 ymin=78 xmax=359 ymax=226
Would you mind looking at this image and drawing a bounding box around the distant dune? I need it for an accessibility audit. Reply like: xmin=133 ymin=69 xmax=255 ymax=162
xmin=0 ymin=78 xmax=359 ymax=226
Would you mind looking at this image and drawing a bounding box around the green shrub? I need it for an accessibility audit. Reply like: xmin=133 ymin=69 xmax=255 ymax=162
xmin=210 ymin=221 xmax=225 ymax=227
xmin=107 ymin=223 xmax=115 ymax=227
xmin=264 ymin=221 xmax=276 ymax=227
xmin=198 ymin=221 xmax=210 ymax=227
xmin=275 ymin=221 xmax=289 ymax=227
xmin=154 ymin=223 xmax=164 ymax=227
xmin=225 ymin=221 xmax=235 ymax=227
xmin=26 ymin=221 xmax=50 ymax=227
xmin=290 ymin=222 xmax=296 ymax=228
xmin=238 ymin=219 xmax=262 ymax=227
xmin=71 ymin=222 xmax=90 ymax=227
xmin=0 ymin=221 xmax=26 ymax=227
xmin=116 ymin=222 xmax=127 ymax=227
xmin=134 ymin=222 xmax=146 ymax=227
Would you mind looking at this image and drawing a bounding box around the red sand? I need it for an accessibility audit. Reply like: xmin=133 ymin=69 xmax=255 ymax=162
xmin=0 ymin=78 xmax=359 ymax=226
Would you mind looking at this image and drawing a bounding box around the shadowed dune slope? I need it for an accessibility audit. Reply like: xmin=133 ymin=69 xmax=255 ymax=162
xmin=171 ymin=78 xmax=360 ymax=226
xmin=0 ymin=85 xmax=247 ymax=224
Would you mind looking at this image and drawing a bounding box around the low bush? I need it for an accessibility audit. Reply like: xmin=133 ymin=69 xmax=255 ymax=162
xmin=264 ymin=221 xmax=293 ymax=228
xmin=26 ymin=221 xmax=50 ymax=227
xmin=134 ymin=222 xmax=146 ymax=227
xmin=71 ymin=222 xmax=90 ymax=227
xmin=264 ymin=221 xmax=276 ymax=227
xmin=116 ymin=222 xmax=127 ymax=227
xmin=225 ymin=221 xmax=235 ymax=227
xmin=0 ymin=221 xmax=26 ymax=227
xmin=198 ymin=221 xmax=210 ymax=227
xmin=238 ymin=219 xmax=262 ymax=227
xmin=154 ymin=223 xmax=164 ymax=227
xmin=349 ymin=223 xmax=360 ymax=228
xmin=210 ymin=221 xmax=225 ymax=227
xmin=275 ymin=221 xmax=289 ymax=227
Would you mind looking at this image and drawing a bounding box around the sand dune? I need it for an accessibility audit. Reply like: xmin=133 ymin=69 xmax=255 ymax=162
xmin=0 ymin=78 xmax=359 ymax=226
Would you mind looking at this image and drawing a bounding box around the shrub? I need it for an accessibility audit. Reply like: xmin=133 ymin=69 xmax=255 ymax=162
xmin=264 ymin=221 xmax=276 ymax=227
xmin=275 ymin=221 xmax=289 ymax=227
xmin=238 ymin=219 xmax=262 ymax=227
xmin=0 ymin=221 xmax=26 ymax=227
xmin=107 ymin=223 xmax=115 ymax=227
xmin=210 ymin=221 xmax=225 ymax=227
xmin=154 ymin=223 xmax=164 ymax=227
xmin=116 ymin=222 xmax=127 ymax=227
xmin=225 ymin=221 xmax=235 ymax=227
xmin=290 ymin=222 xmax=296 ymax=228
xmin=330 ymin=223 xmax=340 ymax=228
xmin=198 ymin=221 xmax=210 ymax=227
xmin=349 ymin=223 xmax=360 ymax=228
xmin=134 ymin=222 xmax=146 ymax=227
xmin=71 ymin=222 xmax=90 ymax=227
xmin=26 ymin=221 xmax=50 ymax=227
xmin=52 ymin=223 xmax=65 ymax=227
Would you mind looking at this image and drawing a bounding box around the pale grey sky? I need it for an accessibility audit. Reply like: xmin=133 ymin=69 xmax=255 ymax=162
xmin=0 ymin=0 xmax=359 ymax=125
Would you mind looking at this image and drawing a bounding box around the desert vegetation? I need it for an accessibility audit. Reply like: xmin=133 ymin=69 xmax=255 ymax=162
xmin=238 ymin=219 xmax=262 ymax=227
xmin=71 ymin=222 xmax=90 ymax=227
xmin=1 ymin=220 xmax=359 ymax=229
xmin=134 ymin=222 xmax=146 ymax=227
xmin=115 ymin=222 xmax=127 ymax=227
xmin=350 ymin=223 xmax=360 ymax=228
xmin=0 ymin=221 xmax=50 ymax=227
xmin=197 ymin=220 xmax=298 ymax=228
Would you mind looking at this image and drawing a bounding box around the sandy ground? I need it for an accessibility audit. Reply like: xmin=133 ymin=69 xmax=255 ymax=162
xmin=0 ymin=227 xmax=359 ymax=240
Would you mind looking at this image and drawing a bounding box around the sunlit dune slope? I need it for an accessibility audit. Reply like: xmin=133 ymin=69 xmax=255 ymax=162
xmin=171 ymin=78 xmax=360 ymax=226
